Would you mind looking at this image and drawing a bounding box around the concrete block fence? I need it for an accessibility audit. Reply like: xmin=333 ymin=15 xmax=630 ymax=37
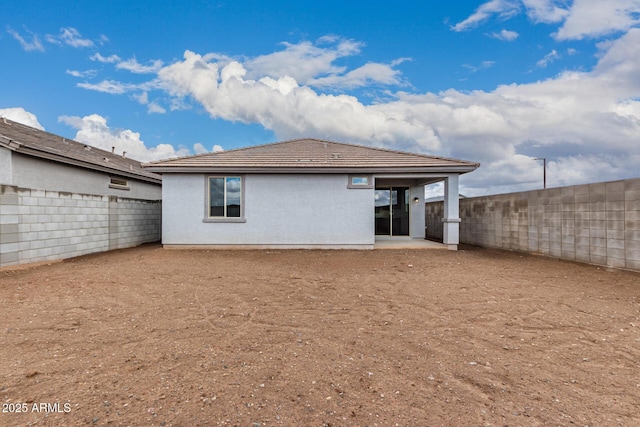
xmin=426 ymin=177 xmax=640 ymax=271
xmin=108 ymin=196 xmax=162 ymax=250
xmin=0 ymin=185 xmax=161 ymax=267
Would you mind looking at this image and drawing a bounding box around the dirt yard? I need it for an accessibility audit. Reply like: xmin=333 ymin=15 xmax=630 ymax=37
xmin=1 ymin=244 xmax=639 ymax=427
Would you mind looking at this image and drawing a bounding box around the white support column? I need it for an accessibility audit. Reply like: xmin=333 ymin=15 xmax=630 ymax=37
xmin=442 ymin=174 xmax=461 ymax=250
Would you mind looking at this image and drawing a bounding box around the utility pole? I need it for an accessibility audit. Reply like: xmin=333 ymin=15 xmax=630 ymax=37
xmin=534 ymin=158 xmax=547 ymax=189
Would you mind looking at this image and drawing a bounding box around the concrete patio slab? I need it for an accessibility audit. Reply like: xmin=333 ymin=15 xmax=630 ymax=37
xmin=374 ymin=236 xmax=446 ymax=249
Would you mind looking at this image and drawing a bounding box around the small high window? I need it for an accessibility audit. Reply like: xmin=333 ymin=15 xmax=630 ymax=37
xmin=347 ymin=175 xmax=373 ymax=189
xmin=109 ymin=177 xmax=129 ymax=190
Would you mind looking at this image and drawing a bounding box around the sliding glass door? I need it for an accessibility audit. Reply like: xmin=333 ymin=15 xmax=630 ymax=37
xmin=375 ymin=187 xmax=410 ymax=236
xmin=375 ymin=189 xmax=391 ymax=235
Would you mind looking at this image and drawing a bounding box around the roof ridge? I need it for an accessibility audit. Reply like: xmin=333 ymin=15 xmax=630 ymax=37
xmin=144 ymin=137 xmax=479 ymax=167
xmin=142 ymin=138 xmax=331 ymax=165
xmin=301 ymin=138 xmax=479 ymax=165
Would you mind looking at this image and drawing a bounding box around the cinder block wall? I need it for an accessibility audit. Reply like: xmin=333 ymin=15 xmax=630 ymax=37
xmin=0 ymin=185 xmax=161 ymax=267
xmin=425 ymin=205 xmax=444 ymax=242
xmin=108 ymin=196 xmax=162 ymax=250
xmin=425 ymin=177 xmax=640 ymax=271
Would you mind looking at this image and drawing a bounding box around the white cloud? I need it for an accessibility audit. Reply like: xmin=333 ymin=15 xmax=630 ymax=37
xmin=58 ymin=114 xmax=196 ymax=162
xmin=167 ymin=98 xmax=191 ymax=112
xmin=132 ymin=92 xmax=166 ymax=114
xmin=44 ymin=27 xmax=94 ymax=48
xmin=116 ymin=57 xmax=164 ymax=74
xmin=458 ymin=152 xmax=640 ymax=196
xmin=58 ymin=27 xmax=94 ymax=48
xmin=152 ymin=30 xmax=640 ymax=194
xmin=66 ymin=69 xmax=98 ymax=78
xmin=77 ymin=80 xmax=140 ymax=94
xmin=455 ymin=1 xmax=640 ymax=41
xmin=90 ymin=54 xmax=165 ymax=78
xmin=157 ymin=51 xmax=439 ymax=150
xmin=554 ymin=0 xmax=640 ymax=40
xmin=133 ymin=92 xmax=149 ymax=105
xmin=246 ymin=38 xmax=362 ymax=84
xmin=536 ymin=49 xmax=560 ymax=67
xmin=7 ymin=27 xmax=44 ymax=52
xmin=90 ymin=53 xmax=121 ymax=63
xmin=193 ymin=143 xmax=208 ymax=154
xmin=212 ymin=144 xmax=224 ymax=152
xmin=451 ymin=0 xmax=521 ymax=32
xmin=548 ymin=154 xmax=640 ymax=187
xmin=0 ymin=108 xmax=45 ymax=130
xmin=308 ymin=62 xmax=405 ymax=89
xmin=463 ymin=61 xmax=496 ymax=73
xmin=488 ymin=29 xmax=520 ymax=41
xmin=45 ymin=34 xmax=62 ymax=46
xmin=592 ymin=29 xmax=640 ymax=85
xmin=522 ymin=0 xmax=570 ymax=23
xmin=147 ymin=101 xmax=166 ymax=114
xmin=242 ymin=37 xmax=408 ymax=90
xmin=81 ymin=39 xmax=407 ymax=95
xmin=74 ymin=30 xmax=640 ymax=194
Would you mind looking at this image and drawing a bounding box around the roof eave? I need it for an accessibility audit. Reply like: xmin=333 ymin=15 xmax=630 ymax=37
xmin=0 ymin=136 xmax=22 ymax=150
xmin=14 ymin=146 xmax=162 ymax=184
xmin=143 ymin=165 xmax=479 ymax=174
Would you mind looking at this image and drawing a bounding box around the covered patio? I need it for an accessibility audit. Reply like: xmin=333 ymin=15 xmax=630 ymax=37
xmin=374 ymin=174 xmax=464 ymax=250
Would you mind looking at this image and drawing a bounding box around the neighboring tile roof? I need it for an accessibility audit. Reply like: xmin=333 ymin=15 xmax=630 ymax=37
xmin=0 ymin=118 xmax=161 ymax=183
xmin=143 ymin=138 xmax=479 ymax=174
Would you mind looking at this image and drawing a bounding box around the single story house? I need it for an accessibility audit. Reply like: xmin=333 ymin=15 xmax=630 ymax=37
xmin=144 ymin=138 xmax=478 ymax=250
xmin=0 ymin=118 xmax=162 ymax=267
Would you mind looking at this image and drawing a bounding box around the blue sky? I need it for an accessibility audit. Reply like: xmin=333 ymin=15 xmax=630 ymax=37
xmin=2 ymin=0 xmax=640 ymax=196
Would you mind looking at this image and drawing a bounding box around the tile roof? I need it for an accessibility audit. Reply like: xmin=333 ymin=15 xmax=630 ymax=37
xmin=143 ymin=138 xmax=479 ymax=174
xmin=0 ymin=118 xmax=161 ymax=183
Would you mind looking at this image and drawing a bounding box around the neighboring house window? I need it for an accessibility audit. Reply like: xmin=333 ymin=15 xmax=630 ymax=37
xmin=109 ymin=177 xmax=130 ymax=190
xmin=347 ymin=175 xmax=373 ymax=189
xmin=208 ymin=176 xmax=242 ymax=218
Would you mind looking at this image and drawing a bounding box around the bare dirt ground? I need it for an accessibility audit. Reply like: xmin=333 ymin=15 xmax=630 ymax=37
xmin=1 ymin=244 xmax=639 ymax=427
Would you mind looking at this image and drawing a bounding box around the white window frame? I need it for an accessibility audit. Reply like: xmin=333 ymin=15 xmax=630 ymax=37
xmin=347 ymin=174 xmax=373 ymax=189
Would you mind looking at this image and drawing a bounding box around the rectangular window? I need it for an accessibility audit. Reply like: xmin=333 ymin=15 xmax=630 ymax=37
xmin=208 ymin=176 xmax=242 ymax=218
xmin=347 ymin=175 xmax=373 ymax=189
xmin=109 ymin=177 xmax=129 ymax=190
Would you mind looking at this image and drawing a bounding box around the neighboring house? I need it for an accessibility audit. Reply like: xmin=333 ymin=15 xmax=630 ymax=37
xmin=0 ymin=118 xmax=162 ymax=267
xmin=144 ymin=138 xmax=478 ymax=250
